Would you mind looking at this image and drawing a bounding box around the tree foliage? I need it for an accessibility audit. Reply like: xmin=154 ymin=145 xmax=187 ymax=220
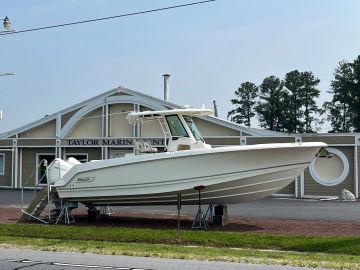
xmin=228 ymin=82 xmax=258 ymax=127
xmin=300 ymin=71 xmax=321 ymax=132
xmin=284 ymin=70 xmax=305 ymax=133
xmin=228 ymin=71 xmax=321 ymax=133
xmin=323 ymin=56 xmax=360 ymax=132
xmin=255 ymin=76 xmax=285 ymax=131
xmin=323 ymin=61 xmax=354 ymax=132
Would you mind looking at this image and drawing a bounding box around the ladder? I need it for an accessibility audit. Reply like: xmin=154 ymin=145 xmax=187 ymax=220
xmin=19 ymin=159 xmax=52 ymax=223
xmin=159 ymin=118 xmax=171 ymax=147
xmin=19 ymin=187 xmax=56 ymax=223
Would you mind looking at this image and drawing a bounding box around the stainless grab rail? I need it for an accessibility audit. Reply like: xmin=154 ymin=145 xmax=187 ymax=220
xmin=20 ymin=159 xmax=50 ymax=223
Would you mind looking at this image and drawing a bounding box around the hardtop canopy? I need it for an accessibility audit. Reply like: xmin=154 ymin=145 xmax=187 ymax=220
xmin=126 ymin=108 xmax=213 ymax=123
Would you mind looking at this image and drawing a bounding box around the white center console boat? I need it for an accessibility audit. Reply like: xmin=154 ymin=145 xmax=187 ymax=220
xmin=47 ymin=108 xmax=327 ymax=206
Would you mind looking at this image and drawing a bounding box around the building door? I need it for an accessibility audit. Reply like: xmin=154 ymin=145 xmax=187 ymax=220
xmin=36 ymin=154 xmax=55 ymax=185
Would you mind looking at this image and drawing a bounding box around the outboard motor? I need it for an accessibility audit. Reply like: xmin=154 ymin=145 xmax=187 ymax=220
xmin=47 ymin=157 xmax=81 ymax=184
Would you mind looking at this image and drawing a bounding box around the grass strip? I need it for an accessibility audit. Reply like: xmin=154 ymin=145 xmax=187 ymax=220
xmin=1 ymin=235 xmax=360 ymax=270
xmin=0 ymin=224 xmax=360 ymax=255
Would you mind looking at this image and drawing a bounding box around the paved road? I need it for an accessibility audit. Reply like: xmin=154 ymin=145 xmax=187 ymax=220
xmin=2 ymin=189 xmax=360 ymax=221
xmin=0 ymin=247 xmax=330 ymax=270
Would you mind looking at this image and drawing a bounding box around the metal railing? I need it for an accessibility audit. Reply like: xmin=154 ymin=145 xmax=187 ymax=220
xmin=20 ymin=159 xmax=50 ymax=223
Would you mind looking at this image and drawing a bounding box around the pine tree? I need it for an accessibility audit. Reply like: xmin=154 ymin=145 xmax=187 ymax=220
xmin=350 ymin=56 xmax=360 ymax=131
xmin=228 ymin=82 xmax=258 ymax=127
xmin=324 ymin=61 xmax=354 ymax=132
xmin=255 ymin=76 xmax=284 ymax=131
xmin=284 ymin=70 xmax=305 ymax=133
xmin=301 ymin=71 xmax=321 ymax=132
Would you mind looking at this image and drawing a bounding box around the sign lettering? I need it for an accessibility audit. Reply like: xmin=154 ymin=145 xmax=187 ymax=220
xmin=66 ymin=138 xmax=166 ymax=147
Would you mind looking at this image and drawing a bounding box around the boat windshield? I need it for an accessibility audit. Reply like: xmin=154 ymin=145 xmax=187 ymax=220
xmin=183 ymin=116 xmax=204 ymax=141
xmin=165 ymin=115 xmax=189 ymax=138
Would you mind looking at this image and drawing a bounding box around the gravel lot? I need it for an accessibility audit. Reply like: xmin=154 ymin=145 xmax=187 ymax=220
xmin=2 ymin=189 xmax=360 ymax=236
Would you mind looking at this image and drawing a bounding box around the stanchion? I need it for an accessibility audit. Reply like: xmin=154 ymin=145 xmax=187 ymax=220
xmin=177 ymin=193 xmax=182 ymax=241
xmin=192 ymin=185 xmax=208 ymax=230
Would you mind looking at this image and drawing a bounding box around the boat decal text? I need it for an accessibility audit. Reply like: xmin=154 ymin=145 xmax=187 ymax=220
xmin=76 ymin=176 xmax=95 ymax=183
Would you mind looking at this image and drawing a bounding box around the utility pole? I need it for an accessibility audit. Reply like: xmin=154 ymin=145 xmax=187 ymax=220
xmin=0 ymin=17 xmax=16 ymax=120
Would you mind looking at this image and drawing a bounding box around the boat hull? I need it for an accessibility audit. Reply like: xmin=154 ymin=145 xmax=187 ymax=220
xmin=54 ymin=142 xmax=326 ymax=205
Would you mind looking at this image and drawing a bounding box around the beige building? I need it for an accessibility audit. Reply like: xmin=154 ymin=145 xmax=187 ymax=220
xmin=0 ymin=86 xmax=358 ymax=199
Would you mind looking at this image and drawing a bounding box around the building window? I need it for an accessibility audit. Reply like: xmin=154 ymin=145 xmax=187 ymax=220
xmin=309 ymin=147 xmax=349 ymax=186
xmin=165 ymin=115 xmax=189 ymax=139
xmin=65 ymin=154 xmax=88 ymax=163
xmin=0 ymin=154 xmax=4 ymax=175
xmin=109 ymin=149 xmax=132 ymax=159
xmin=37 ymin=154 xmax=55 ymax=185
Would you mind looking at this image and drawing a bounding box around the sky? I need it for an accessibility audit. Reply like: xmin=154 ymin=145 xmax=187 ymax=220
xmin=0 ymin=0 xmax=359 ymax=133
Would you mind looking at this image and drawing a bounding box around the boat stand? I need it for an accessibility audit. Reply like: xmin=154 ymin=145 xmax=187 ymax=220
xmin=177 ymin=194 xmax=182 ymax=241
xmin=205 ymin=204 xmax=214 ymax=223
xmin=192 ymin=185 xmax=209 ymax=230
xmin=55 ymin=201 xmax=75 ymax=225
xmin=100 ymin=205 xmax=115 ymax=216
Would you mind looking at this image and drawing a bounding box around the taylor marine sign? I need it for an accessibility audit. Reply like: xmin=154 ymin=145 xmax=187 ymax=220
xmin=66 ymin=138 xmax=166 ymax=146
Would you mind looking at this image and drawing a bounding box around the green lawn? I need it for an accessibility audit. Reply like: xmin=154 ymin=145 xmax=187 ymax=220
xmin=0 ymin=224 xmax=359 ymax=269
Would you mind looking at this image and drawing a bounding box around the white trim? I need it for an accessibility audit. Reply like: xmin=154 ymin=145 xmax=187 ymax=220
xmin=326 ymin=144 xmax=356 ymax=147
xmin=300 ymin=172 xmax=304 ymax=197
xmin=60 ymin=96 xmax=167 ymax=138
xmin=56 ymin=139 xmax=61 ymax=158
xmin=105 ymin=103 xmax=109 ymax=137
xmin=199 ymin=115 xmax=284 ymax=137
xmin=19 ymin=148 xmax=22 ymax=188
xmin=14 ymin=147 xmax=18 ymax=188
xmin=0 ymin=153 xmax=5 ymax=175
xmin=295 ymin=176 xmax=298 ymax=197
xmin=271 ymin=193 xmax=295 ymax=198
xmin=56 ymin=114 xmax=61 ymax=138
xmin=301 ymin=195 xmax=338 ymax=199
xmin=136 ymin=104 xmax=140 ymax=137
xmin=13 ymin=137 xmax=56 ymax=140
xmin=11 ymin=148 xmax=14 ymax=186
xmin=301 ymin=133 xmax=357 ymax=137
xmin=15 ymin=146 xmax=59 ymax=148
xmin=104 ymin=104 xmax=109 ymax=160
xmin=355 ymin=145 xmax=358 ymax=198
xmin=309 ymin=147 xmax=350 ymax=187
xmin=101 ymin=105 xmax=105 ymax=160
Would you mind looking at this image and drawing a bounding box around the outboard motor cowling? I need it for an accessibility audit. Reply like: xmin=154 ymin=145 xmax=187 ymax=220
xmin=47 ymin=157 xmax=80 ymax=184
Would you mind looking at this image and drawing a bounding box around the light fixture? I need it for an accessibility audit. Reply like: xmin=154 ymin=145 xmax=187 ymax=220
xmin=2 ymin=16 xmax=15 ymax=32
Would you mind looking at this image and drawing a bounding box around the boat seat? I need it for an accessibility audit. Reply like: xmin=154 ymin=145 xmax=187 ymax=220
xmin=133 ymin=139 xmax=158 ymax=155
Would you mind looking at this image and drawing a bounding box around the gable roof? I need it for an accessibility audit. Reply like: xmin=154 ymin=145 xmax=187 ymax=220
xmin=0 ymin=85 xmax=281 ymax=138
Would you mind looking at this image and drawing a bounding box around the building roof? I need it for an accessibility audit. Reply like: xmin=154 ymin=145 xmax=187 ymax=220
xmin=0 ymin=85 xmax=282 ymax=138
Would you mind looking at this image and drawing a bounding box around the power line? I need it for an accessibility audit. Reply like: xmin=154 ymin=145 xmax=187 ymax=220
xmin=0 ymin=0 xmax=216 ymax=36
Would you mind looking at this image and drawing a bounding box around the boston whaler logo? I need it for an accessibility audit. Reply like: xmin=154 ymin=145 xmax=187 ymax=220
xmin=76 ymin=176 xmax=95 ymax=183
